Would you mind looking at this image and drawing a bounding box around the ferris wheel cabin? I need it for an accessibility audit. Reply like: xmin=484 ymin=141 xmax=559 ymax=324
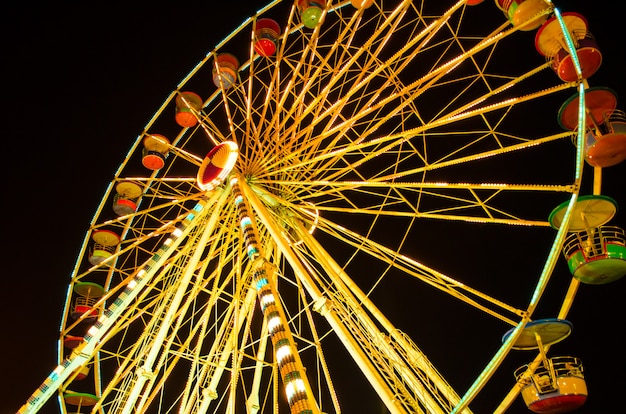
xmin=550 ymin=195 xmax=626 ymax=284
xmin=558 ymin=87 xmax=626 ymax=168
xmin=70 ymin=281 xmax=105 ymax=321
xmin=515 ymin=356 xmax=588 ymax=414
xmin=142 ymin=134 xmax=170 ymax=170
xmin=535 ymin=12 xmax=602 ymax=83
xmin=112 ymin=181 xmax=143 ymax=217
xmin=174 ymin=91 xmax=203 ymax=128
xmin=350 ymin=0 xmax=375 ymax=8
xmin=495 ymin=0 xmax=551 ymax=31
xmin=297 ymin=0 xmax=327 ymax=29
xmin=503 ymin=319 xmax=588 ymax=414
xmin=63 ymin=391 xmax=99 ymax=411
xmin=254 ymin=18 xmax=281 ymax=57
xmin=212 ymin=53 xmax=239 ymax=89
xmin=63 ymin=335 xmax=83 ymax=350
xmin=69 ymin=364 xmax=91 ymax=382
xmin=87 ymin=229 xmax=120 ymax=266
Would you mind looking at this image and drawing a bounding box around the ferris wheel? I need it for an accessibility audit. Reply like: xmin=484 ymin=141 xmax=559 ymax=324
xmin=19 ymin=1 xmax=626 ymax=413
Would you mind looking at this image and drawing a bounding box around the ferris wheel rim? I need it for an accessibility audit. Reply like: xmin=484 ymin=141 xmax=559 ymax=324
xmin=20 ymin=2 xmax=610 ymax=414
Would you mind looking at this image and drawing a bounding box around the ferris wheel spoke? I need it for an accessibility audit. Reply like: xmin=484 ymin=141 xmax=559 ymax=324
xmin=271 ymin=7 xmax=502 ymax=162
xmin=94 ymin=194 xmax=232 ymax=413
xmin=90 ymin=194 xmax=235 ymax=412
xmin=137 ymin=263 xmax=248 ymax=413
xmin=286 ymin=217 xmax=471 ymax=413
xmin=271 ymin=3 xmax=397 ymax=135
xmin=259 ymin=77 xmax=573 ymax=191
xmin=265 ymin=176 xmax=572 ymax=226
xmin=238 ymin=3 xmax=533 ymax=185
xmin=310 ymin=213 xmax=525 ymax=324
xmin=242 ymin=178 xmax=413 ymax=412
xmin=69 ymin=192 xmax=216 ymax=289
xmin=20 ymin=191 xmax=227 ymax=414
xmin=175 ymin=265 xmax=249 ymax=412
xmin=194 ymin=109 xmax=230 ymax=147
xmin=111 ymin=218 xmax=247 ymax=413
xmin=245 ymin=174 xmax=484 ymax=413
xmin=253 ymin=1 xmax=427 ymax=173
xmin=181 ymin=267 xmax=260 ymax=414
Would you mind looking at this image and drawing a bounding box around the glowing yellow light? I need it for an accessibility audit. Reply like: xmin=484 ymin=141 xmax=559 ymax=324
xmin=285 ymin=378 xmax=306 ymax=401
xmin=276 ymin=344 xmax=292 ymax=364
xmin=267 ymin=315 xmax=282 ymax=333
xmin=128 ymin=280 xmax=137 ymax=289
xmin=87 ymin=326 xmax=99 ymax=336
xmin=260 ymin=293 xmax=275 ymax=308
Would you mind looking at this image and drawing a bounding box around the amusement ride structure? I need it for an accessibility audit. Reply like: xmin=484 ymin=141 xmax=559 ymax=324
xmin=18 ymin=0 xmax=626 ymax=413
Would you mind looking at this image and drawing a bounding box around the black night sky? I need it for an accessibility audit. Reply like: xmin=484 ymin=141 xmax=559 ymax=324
xmin=1 ymin=1 xmax=625 ymax=413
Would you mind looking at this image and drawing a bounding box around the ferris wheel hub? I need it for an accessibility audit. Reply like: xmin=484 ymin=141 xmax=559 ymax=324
xmin=196 ymin=141 xmax=239 ymax=191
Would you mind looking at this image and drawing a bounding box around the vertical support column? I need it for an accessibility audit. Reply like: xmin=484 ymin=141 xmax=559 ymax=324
xmin=230 ymin=176 xmax=320 ymax=414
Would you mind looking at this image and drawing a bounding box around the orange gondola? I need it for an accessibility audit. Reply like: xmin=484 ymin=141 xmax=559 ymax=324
xmin=558 ymin=87 xmax=626 ymax=168
xmin=495 ymin=0 xmax=551 ymax=31
xmin=175 ymin=91 xmax=203 ymax=127
xmin=141 ymin=134 xmax=170 ymax=170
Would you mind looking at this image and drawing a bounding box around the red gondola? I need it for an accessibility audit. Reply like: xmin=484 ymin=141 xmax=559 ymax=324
xmin=535 ymin=12 xmax=602 ymax=82
xmin=254 ymin=18 xmax=281 ymax=57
